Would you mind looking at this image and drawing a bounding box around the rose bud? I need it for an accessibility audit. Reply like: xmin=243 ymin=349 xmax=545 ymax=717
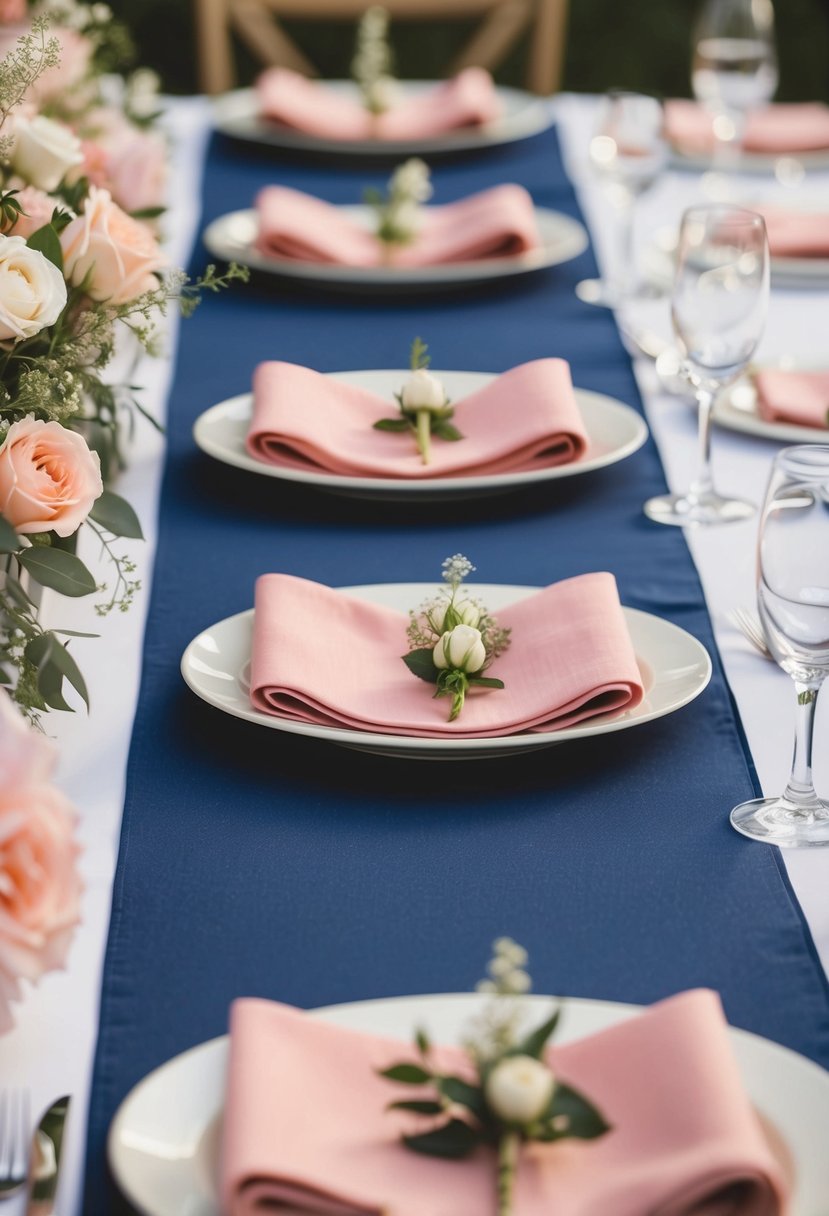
xmin=433 ymin=623 xmax=487 ymax=674
xmin=400 ymin=368 xmax=447 ymax=412
xmin=428 ymin=599 xmax=480 ymax=633
xmin=484 ymin=1055 xmax=556 ymax=1126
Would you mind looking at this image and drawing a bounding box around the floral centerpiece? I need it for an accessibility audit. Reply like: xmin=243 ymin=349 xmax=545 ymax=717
xmin=380 ymin=938 xmax=610 ymax=1215
xmin=0 ymin=7 xmax=246 ymax=721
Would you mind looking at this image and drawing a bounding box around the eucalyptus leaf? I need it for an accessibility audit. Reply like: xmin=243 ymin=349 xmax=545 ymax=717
xmin=415 ymin=1027 xmax=431 ymax=1057
xmin=433 ymin=421 xmax=464 ymax=442
xmin=437 ymin=1075 xmax=487 ymax=1120
xmin=468 ymin=677 xmax=505 ymax=689
xmin=513 ymin=1007 xmax=561 ymax=1060
xmin=90 ymin=490 xmax=144 ymax=539
xmin=0 ymin=514 xmax=20 ymax=553
xmin=387 ymin=1100 xmax=443 ymax=1115
xmin=0 ymin=667 xmax=10 ymax=683
xmin=537 ymin=1082 xmax=611 ymax=1142
xmin=402 ymin=648 xmax=439 ymax=684
xmin=26 ymin=632 xmax=90 ymax=710
xmin=373 ymin=418 xmax=411 ymax=433
xmin=19 ymin=547 xmax=97 ymax=597
xmin=26 ymin=222 xmax=64 ymax=271
xmin=2 ymin=575 xmax=33 ymax=610
xmin=403 ymin=1117 xmax=479 ymax=1160
xmin=129 ymin=206 xmax=166 ymax=220
xmin=378 ymin=1063 xmax=432 ymax=1085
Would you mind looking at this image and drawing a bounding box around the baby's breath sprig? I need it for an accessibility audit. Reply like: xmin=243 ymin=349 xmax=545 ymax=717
xmin=402 ymin=554 xmax=510 ymax=721
xmin=0 ymin=16 xmax=60 ymax=161
xmin=373 ymin=337 xmax=463 ymax=465
xmin=365 ymin=158 xmax=432 ymax=251
xmin=379 ymin=939 xmax=610 ymax=1216
xmin=351 ymin=5 xmax=395 ymax=116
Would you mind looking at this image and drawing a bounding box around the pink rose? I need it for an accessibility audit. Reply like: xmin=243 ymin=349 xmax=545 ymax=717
xmin=0 ymin=1 xmax=26 ymax=25
xmin=0 ymin=417 xmax=103 ymax=537
xmin=60 ymin=186 xmax=166 ymax=304
xmin=0 ymin=693 xmax=82 ymax=1033
xmin=27 ymin=27 xmax=92 ymax=105
xmin=107 ymin=129 xmax=167 ymax=215
xmin=3 ymin=184 xmax=54 ymax=239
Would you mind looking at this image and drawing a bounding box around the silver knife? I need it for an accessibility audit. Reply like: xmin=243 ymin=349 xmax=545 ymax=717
xmin=25 ymin=1096 xmax=70 ymax=1216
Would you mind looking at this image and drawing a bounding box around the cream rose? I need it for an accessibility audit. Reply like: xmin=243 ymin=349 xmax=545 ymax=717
xmin=60 ymin=186 xmax=166 ymax=304
xmin=0 ymin=234 xmax=67 ymax=342
xmin=485 ymin=1055 xmax=556 ymax=1126
xmin=11 ymin=115 xmax=84 ymax=192
xmin=0 ymin=417 xmax=103 ymax=536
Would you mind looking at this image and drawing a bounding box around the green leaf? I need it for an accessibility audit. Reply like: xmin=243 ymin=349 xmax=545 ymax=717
xmin=129 ymin=206 xmax=166 ymax=220
xmin=378 ymin=1063 xmax=432 ymax=1085
xmin=2 ymin=575 xmax=33 ymax=610
xmin=20 ymin=547 xmax=96 ymax=597
xmin=415 ymin=1027 xmax=431 ymax=1057
xmin=468 ymin=677 xmax=505 ymax=689
xmin=89 ymin=490 xmax=144 ymax=539
xmin=402 ymin=648 xmax=439 ymax=684
xmin=514 ymin=1008 xmax=561 ymax=1060
xmin=387 ymin=1099 xmax=443 ymax=1115
xmin=410 ymin=336 xmax=430 ymax=371
xmin=26 ymin=632 xmax=90 ymax=710
xmin=433 ymin=421 xmax=464 ymax=442
xmin=0 ymin=514 xmax=20 ymax=553
xmin=53 ymin=629 xmax=99 ymax=639
xmin=27 ymin=223 xmax=64 ymax=272
xmin=437 ymin=1075 xmax=487 ymax=1119
xmin=373 ymin=417 xmax=411 ymax=433
xmin=536 ymin=1083 xmax=611 ymax=1143
xmin=403 ymin=1118 xmax=479 ymax=1160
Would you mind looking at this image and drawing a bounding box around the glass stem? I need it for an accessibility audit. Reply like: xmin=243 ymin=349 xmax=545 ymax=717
xmin=784 ymin=682 xmax=823 ymax=807
xmin=688 ymin=385 xmax=717 ymax=503
xmin=613 ymin=197 xmax=635 ymax=302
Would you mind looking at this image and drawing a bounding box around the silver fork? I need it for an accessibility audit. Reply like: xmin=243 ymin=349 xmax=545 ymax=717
xmin=728 ymin=607 xmax=773 ymax=660
xmin=0 ymin=1088 xmax=30 ymax=1198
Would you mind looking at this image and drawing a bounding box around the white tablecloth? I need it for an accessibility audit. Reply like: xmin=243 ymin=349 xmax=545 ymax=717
xmin=0 ymin=94 xmax=826 ymax=1216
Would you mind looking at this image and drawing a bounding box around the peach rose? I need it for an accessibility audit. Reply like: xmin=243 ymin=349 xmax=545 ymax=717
xmin=0 ymin=687 xmax=52 ymax=789
xmin=0 ymin=1 xmax=27 ymax=25
xmin=3 ymin=184 xmax=55 ymax=240
xmin=0 ymin=417 xmax=103 ymax=536
xmin=60 ymin=186 xmax=166 ymax=304
xmin=0 ymin=693 xmax=82 ymax=1033
xmin=107 ymin=129 xmax=167 ymax=215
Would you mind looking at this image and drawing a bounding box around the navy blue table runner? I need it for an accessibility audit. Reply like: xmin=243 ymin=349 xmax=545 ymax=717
xmin=83 ymin=125 xmax=829 ymax=1212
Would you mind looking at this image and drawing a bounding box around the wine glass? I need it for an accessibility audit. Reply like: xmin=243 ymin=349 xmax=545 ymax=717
xmin=576 ymin=91 xmax=667 ymax=309
xmin=692 ymin=0 xmax=778 ymax=181
xmin=731 ymin=446 xmax=829 ymax=847
xmin=644 ymin=205 xmax=768 ymax=527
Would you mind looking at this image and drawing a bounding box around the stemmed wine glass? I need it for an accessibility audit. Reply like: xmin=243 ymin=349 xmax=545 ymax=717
xmin=731 ymin=446 xmax=829 ymax=847
xmin=576 ymin=91 xmax=667 ymax=309
xmin=691 ymin=0 xmax=778 ymax=180
xmin=644 ymin=205 xmax=768 ymax=527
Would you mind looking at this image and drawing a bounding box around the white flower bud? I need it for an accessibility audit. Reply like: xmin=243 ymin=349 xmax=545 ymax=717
xmin=485 ymin=1055 xmax=555 ymax=1126
xmin=428 ymin=598 xmax=479 ymax=633
xmin=401 ymin=368 xmax=446 ymax=412
xmin=433 ymin=624 xmax=487 ymax=674
xmin=11 ymin=116 xmax=84 ymax=193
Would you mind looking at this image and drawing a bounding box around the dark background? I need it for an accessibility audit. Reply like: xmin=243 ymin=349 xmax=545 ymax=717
xmin=110 ymin=0 xmax=829 ymax=99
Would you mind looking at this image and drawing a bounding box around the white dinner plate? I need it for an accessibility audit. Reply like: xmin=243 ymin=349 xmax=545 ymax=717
xmin=212 ymin=81 xmax=554 ymax=157
xmin=180 ymin=582 xmax=711 ymax=760
xmin=202 ymin=205 xmax=589 ymax=290
xmin=193 ymin=370 xmax=648 ymax=501
xmin=669 ymin=145 xmax=829 ymax=174
xmin=645 ymin=223 xmax=829 ymax=291
xmin=108 ymin=990 xmax=829 ymax=1216
xmin=715 ymin=359 xmax=829 ymax=444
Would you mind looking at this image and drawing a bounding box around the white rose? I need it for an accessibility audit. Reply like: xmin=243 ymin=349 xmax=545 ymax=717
xmin=485 ymin=1055 xmax=556 ymax=1126
xmin=429 ymin=599 xmax=480 ymax=633
xmin=11 ymin=116 xmax=84 ymax=192
xmin=401 ymin=368 xmax=447 ymax=412
xmin=0 ymin=235 xmax=67 ymax=342
xmin=433 ymin=624 xmax=486 ymax=673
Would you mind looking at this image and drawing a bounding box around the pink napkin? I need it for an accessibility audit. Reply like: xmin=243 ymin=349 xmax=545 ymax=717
xmin=221 ymin=989 xmax=788 ymax=1216
xmin=256 ymin=67 xmax=502 ymax=142
xmin=245 ymin=359 xmax=589 ymax=478
xmin=753 ymin=206 xmax=829 ymax=258
xmin=665 ymin=99 xmax=829 ymax=154
xmin=249 ymin=571 xmax=644 ymax=738
xmin=754 ymin=368 xmax=829 ymax=428
xmin=254 ymin=184 xmax=541 ymax=266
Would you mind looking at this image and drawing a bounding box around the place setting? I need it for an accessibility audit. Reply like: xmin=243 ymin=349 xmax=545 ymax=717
xmin=193 ymin=339 xmax=648 ymax=501
xmin=212 ymin=6 xmax=554 ymax=158
xmin=108 ymin=938 xmax=829 ymax=1216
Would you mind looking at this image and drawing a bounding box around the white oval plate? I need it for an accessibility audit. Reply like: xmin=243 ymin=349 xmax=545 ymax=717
xmin=180 ymin=582 xmax=711 ymax=760
xmin=716 ymin=359 xmax=829 ymax=444
xmin=202 ymin=205 xmax=589 ymax=289
xmin=107 ymin=990 xmax=829 ymax=1216
xmin=193 ymin=370 xmax=648 ymax=501
xmin=644 ymin=223 xmax=829 ymax=291
xmin=670 ymin=145 xmax=829 ymax=174
xmin=212 ymin=81 xmax=554 ymax=157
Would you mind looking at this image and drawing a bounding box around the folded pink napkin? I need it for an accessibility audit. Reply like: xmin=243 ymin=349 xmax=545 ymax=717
xmin=250 ymin=571 xmax=644 ymax=738
xmin=754 ymin=368 xmax=829 ymax=428
xmin=246 ymin=359 xmax=589 ymax=479
xmin=665 ymin=99 xmax=829 ymax=154
xmin=754 ymin=206 xmax=829 ymax=258
xmin=256 ymin=67 xmax=502 ymax=142
xmin=254 ymin=184 xmax=541 ymax=266
xmin=221 ymin=989 xmax=788 ymax=1216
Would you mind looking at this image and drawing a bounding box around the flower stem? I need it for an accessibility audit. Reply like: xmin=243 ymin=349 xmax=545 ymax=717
xmin=416 ymin=408 xmax=431 ymax=465
xmin=497 ymin=1132 xmax=520 ymax=1216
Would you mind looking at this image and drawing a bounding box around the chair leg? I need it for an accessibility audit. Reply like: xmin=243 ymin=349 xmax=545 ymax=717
xmin=528 ymin=0 xmax=568 ymax=95
xmin=232 ymin=0 xmax=317 ymax=75
xmin=450 ymin=0 xmax=533 ymax=79
xmin=195 ymin=0 xmax=236 ymax=94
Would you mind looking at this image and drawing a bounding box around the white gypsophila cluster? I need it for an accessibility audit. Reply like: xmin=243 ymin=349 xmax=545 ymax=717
xmin=125 ymin=66 xmax=160 ymax=116
xmin=442 ymin=553 xmax=475 ymax=586
xmin=392 ymin=157 xmax=432 ymax=204
xmin=352 ymin=6 xmax=394 ymax=113
xmin=476 ymin=937 xmax=532 ymax=996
